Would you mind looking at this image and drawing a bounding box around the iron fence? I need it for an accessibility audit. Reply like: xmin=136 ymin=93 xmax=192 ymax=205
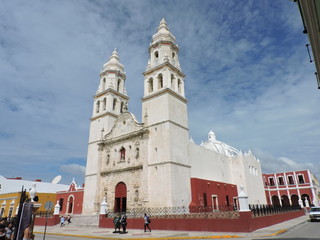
xmin=106 ymin=205 xmax=239 ymax=219
xmin=249 ymin=204 xmax=301 ymax=217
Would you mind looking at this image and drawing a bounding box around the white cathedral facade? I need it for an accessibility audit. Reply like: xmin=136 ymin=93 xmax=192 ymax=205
xmin=83 ymin=19 xmax=266 ymax=215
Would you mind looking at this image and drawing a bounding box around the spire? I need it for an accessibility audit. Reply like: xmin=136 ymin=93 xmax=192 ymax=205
xmin=152 ymin=18 xmax=176 ymax=44
xmin=103 ymin=48 xmax=124 ymax=72
xmin=158 ymin=18 xmax=169 ymax=32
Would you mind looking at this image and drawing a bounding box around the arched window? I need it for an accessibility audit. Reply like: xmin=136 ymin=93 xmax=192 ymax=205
xmin=154 ymin=51 xmax=159 ymax=58
xmin=171 ymin=74 xmax=175 ymax=89
xmin=148 ymin=78 xmax=153 ymax=93
xmin=103 ymin=98 xmax=107 ymax=111
xmin=96 ymin=101 xmax=100 ymax=113
xmin=120 ymin=101 xmax=124 ymax=113
xmin=117 ymin=79 xmax=121 ymax=92
xmin=113 ymin=98 xmax=117 ymax=111
xmin=120 ymin=147 xmax=125 ymax=161
xmin=158 ymin=74 xmax=163 ymax=89
xmin=172 ymin=52 xmax=175 ymax=58
xmin=178 ymin=79 xmax=182 ymax=93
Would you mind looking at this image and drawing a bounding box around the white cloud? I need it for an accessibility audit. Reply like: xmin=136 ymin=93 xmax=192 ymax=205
xmin=60 ymin=164 xmax=86 ymax=177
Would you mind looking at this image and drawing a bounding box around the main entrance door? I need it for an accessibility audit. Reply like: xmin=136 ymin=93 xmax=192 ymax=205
xmin=114 ymin=182 xmax=127 ymax=213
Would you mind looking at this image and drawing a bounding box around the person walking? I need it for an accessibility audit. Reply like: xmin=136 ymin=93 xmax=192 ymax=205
xmin=144 ymin=213 xmax=151 ymax=232
xmin=67 ymin=215 xmax=72 ymax=224
xmin=60 ymin=216 xmax=65 ymax=227
xmin=120 ymin=214 xmax=127 ymax=233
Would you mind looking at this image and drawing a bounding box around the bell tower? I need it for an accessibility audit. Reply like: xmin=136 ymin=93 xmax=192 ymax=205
xmin=142 ymin=19 xmax=191 ymax=207
xmin=83 ymin=49 xmax=129 ymax=214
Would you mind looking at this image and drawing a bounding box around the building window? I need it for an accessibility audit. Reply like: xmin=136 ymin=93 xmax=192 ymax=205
xmin=154 ymin=51 xmax=159 ymax=58
xmin=113 ymin=98 xmax=117 ymax=111
xmin=102 ymin=78 xmax=106 ymax=90
xmin=120 ymin=101 xmax=124 ymax=113
xmin=178 ymin=79 xmax=182 ymax=93
xmin=148 ymin=78 xmax=153 ymax=93
xmin=158 ymin=74 xmax=163 ymax=89
xmin=103 ymin=98 xmax=107 ymax=111
xmin=297 ymin=174 xmax=305 ymax=184
xmin=117 ymin=79 xmax=121 ymax=92
xmin=120 ymin=147 xmax=125 ymax=161
xmin=96 ymin=101 xmax=100 ymax=113
xmin=203 ymin=193 xmax=207 ymax=207
xmin=269 ymin=177 xmax=275 ymax=186
xmin=212 ymin=195 xmax=218 ymax=210
xmin=59 ymin=198 xmax=64 ymax=211
xmin=288 ymin=175 xmax=294 ymax=185
xmin=278 ymin=177 xmax=284 ymax=185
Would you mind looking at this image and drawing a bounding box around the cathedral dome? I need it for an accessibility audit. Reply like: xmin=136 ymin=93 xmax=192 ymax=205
xmin=201 ymin=130 xmax=240 ymax=157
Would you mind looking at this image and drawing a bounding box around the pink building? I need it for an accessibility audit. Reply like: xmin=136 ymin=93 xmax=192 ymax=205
xmin=263 ymin=170 xmax=320 ymax=207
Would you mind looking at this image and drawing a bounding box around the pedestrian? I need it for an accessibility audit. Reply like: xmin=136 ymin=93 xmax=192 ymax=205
xmin=0 ymin=222 xmax=5 ymax=240
xmin=144 ymin=213 xmax=151 ymax=232
xmin=60 ymin=216 xmax=65 ymax=227
xmin=120 ymin=214 xmax=127 ymax=233
xmin=22 ymin=225 xmax=31 ymax=240
xmin=113 ymin=214 xmax=121 ymax=233
xmin=5 ymin=222 xmax=13 ymax=240
xmin=67 ymin=215 xmax=72 ymax=224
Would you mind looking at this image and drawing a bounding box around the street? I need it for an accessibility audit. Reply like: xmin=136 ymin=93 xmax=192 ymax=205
xmin=34 ymin=219 xmax=320 ymax=240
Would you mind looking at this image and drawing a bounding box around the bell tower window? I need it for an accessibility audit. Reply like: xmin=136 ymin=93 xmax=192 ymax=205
xmin=148 ymin=78 xmax=153 ymax=93
xmin=120 ymin=101 xmax=124 ymax=113
xmin=96 ymin=101 xmax=100 ymax=113
xmin=117 ymin=79 xmax=121 ymax=92
xmin=178 ymin=79 xmax=182 ymax=93
xmin=102 ymin=78 xmax=106 ymax=91
xmin=158 ymin=74 xmax=163 ymax=89
xmin=171 ymin=74 xmax=175 ymax=89
xmin=113 ymin=98 xmax=117 ymax=111
xmin=103 ymin=98 xmax=107 ymax=111
xmin=154 ymin=51 xmax=159 ymax=58
xmin=172 ymin=52 xmax=175 ymax=58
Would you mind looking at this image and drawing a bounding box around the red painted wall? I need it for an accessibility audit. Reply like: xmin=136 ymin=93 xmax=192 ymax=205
xmin=35 ymin=215 xmax=60 ymax=226
xmin=99 ymin=210 xmax=304 ymax=232
xmin=56 ymin=183 xmax=84 ymax=215
xmin=189 ymin=178 xmax=238 ymax=209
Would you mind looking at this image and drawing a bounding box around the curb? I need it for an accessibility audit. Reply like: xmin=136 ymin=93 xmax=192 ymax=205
xmin=34 ymin=231 xmax=242 ymax=239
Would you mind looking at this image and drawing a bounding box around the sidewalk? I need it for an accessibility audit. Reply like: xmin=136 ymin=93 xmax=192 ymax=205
xmin=33 ymin=215 xmax=309 ymax=239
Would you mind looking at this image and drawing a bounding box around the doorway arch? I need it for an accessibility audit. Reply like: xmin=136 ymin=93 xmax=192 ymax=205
xmin=114 ymin=182 xmax=127 ymax=213
xmin=271 ymin=195 xmax=280 ymax=206
xmin=67 ymin=195 xmax=74 ymax=214
xmin=281 ymin=195 xmax=290 ymax=207
xmin=291 ymin=194 xmax=299 ymax=206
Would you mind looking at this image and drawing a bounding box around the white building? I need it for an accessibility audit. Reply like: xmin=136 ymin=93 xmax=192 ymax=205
xmin=83 ymin=19 xmax=266 ymax=214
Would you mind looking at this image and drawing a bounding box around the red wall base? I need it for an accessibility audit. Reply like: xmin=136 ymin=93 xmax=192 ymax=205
xmin=35 ymin=215 xmax=60 ymax=226
xmin=99 ymin=210 xmax=304 ymax=233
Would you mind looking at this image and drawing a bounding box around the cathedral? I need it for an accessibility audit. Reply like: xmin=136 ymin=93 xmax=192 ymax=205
xmin=83 ymin=19 xmax=266 ymax=215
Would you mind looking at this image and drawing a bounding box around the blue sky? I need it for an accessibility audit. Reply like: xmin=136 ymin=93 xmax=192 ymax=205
xmin=1 ymin=0 xmax=319 ymax=185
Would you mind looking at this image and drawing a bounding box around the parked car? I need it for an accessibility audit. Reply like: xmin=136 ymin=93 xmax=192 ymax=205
xmin=309 ymin=207 xmax=320 ymax=222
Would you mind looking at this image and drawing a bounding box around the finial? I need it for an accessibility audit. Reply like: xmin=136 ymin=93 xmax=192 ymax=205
xmin=158 ymin=18 xmax=169 ymax=31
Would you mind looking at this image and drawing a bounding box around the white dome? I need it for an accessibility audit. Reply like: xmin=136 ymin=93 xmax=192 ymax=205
xmin=201 ymin=130 xmax=240 ymax=157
